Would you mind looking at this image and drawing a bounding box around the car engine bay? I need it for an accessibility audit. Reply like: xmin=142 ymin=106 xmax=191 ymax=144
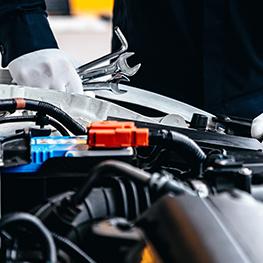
xmin=0 ymin=30 xmax=263 ymax=263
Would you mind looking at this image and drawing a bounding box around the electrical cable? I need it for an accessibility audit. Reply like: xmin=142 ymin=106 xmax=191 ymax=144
xmin=42 ymin=118 xmax=69 ymax=136
xmin=0 ymin=115 xmax=70 ymax=136
xmin=0 ymin=98 xmax=86 ymax=135
xmin=0 ymin=213 xmax=57 ymax=263
xmin=0 ymin=115 xmax=34 ymax=124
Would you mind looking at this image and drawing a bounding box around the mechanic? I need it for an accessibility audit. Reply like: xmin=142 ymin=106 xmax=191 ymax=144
xmin=112 ymin=1 xmax=263 ymax=119
xmin=0 ymin=0 xmax=82 ymax=94
xmin=1 ymin=1 xmax=263 ymax=139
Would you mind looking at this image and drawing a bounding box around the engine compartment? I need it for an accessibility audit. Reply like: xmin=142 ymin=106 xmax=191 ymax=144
xmin=1 ymin=31 xmax=263 ymax=261
xmin=0 ymin=86 xmax=262 ymax=263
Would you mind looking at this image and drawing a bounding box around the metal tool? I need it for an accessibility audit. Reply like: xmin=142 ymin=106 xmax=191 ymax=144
xmin=81 ymin=52 xmax=141 ymax=83
xmin=77 ymin=27 xmax=128 ymax=76
xmin=83 ymin=73 xmax=130 ymax=95
xmin=83 ymin=82 xmax=127 ymax=95
xmin=108 ymin=72 xmax=130 ymax=83
xmin=77 ymin=27 xmax=141 ymax=93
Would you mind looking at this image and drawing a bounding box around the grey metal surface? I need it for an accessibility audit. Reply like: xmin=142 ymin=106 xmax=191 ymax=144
xmin=0 ymin=69 xmax=211 ymax=129
xmin=0 ymin=84 xmax=180 ymax=129
xmin=0 ymin=70 xmax=213 ymax=124
xmin=0 ymin=67 xmax=210 ymax=129
xmin=94 ymin=84 xmax=215 ymax=123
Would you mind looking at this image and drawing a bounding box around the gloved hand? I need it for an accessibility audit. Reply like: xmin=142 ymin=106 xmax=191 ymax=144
xmin=8 ymin=49 xmax=83 ymax=94
xmin=251 ymin=114 xmax=263 ymax=139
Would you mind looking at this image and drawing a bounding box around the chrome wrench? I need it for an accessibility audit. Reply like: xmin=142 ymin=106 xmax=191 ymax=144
xmin=81 ymin=52 xmax=141 ymax=83
xmin=77 ymin=27 xmax=128 ymax=77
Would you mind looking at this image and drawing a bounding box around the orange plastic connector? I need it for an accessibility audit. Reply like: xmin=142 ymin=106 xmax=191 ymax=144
xmin=88 ymin=121 xmax=149 ymax=148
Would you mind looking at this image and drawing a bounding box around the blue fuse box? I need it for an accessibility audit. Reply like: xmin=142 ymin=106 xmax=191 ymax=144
xmin=4 ymin=136 xmax=88 ymax=173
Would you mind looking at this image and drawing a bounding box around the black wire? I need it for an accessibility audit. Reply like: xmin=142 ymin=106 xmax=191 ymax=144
xmin=0 ymin=213 xmax=57 ymax=263
xmin=70 ymin=160 xmax=152 ymax=206
xmin=52 ymin=232 xmax=97 ymax=263
xmin=0 ymin=99 xmax=86 ymax=135
xmin=0 ymin=115 xmax=35 ymax=124
xmin=25 ymin=99 xmax=86 ymax=135
xmin=46 ymin=118 xmax=70 ymax=136
xmin=0 ymin=115 xmax=70 ymax=136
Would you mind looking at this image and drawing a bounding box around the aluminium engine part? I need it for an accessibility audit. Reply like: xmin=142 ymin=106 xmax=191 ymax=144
xmin=93 ymin=83 xmax=215 ymax=123
xmin=0 ymin=84 xmax=166 ymax=136
xmin=0 ymin=69 xmax=211 ymax=125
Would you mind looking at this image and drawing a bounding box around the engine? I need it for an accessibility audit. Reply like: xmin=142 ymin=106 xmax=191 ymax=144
xmin=1 ymin=31 xmax=263 ymax=262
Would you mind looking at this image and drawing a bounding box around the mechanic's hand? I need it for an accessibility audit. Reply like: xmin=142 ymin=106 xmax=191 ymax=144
xmin=8 ymin=49 xmax=83 ymax=94
xmin=251 ymin=114 xmax=263 ymax=139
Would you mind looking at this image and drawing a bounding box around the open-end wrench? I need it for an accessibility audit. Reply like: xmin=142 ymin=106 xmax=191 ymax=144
xmin=77 ymin=27 xmax=128 ymax=76
xmin=81 ymin=52 xmax=141 ymax=83
xmin=83 ymin=73 xmax=130 ymax=95
xmin=83 ymin=82 xmax=127 ymax=95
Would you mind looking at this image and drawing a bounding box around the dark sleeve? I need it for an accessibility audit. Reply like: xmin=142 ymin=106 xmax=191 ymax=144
xmin=0 ymin=0 xmax=58 ymax=67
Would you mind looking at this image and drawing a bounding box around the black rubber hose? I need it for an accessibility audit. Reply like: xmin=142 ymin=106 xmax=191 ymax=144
xmin=0 ymin=115 xmax=35 ymax=124
xmin=26 ymin=100 xmax=86 ymax=135
xmin=52 ymin=232 xmax=97 ymax=263
xmin=45 ymin=118 xmax=70 ymax=136
xmin=70 ymin=160 xmax=152 ymax=206
xmin=149 ymin=130 xmax=206 ymax=174
xmin=0 ymin=99 xmax=86 ymax=135
xmin=0 ymin=213 xmax=57 ymax=263
xmin=0 ymin=99 xmax=16 ymax=112
xmin=0 ymin=116 xmax=36 ymax=124
xmin=0 ymin=115 xmax=70 ymax=136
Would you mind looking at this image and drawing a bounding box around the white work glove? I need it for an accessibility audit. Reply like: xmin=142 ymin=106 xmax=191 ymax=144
xmin=8 ymin=49 xmax=83 ymax=94
xmin=251 ymin=114 xmax=263 ymax=139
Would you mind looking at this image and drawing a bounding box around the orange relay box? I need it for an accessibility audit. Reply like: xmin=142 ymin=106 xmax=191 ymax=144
xmin=88 ymin=121 xmax=149 ymax=148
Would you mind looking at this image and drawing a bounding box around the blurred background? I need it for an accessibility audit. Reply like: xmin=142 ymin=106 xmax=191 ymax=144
xmin=46 ymin=0 xmax=114 ymax=65
xmin=0 ymin=0 xmax=114 ymax=67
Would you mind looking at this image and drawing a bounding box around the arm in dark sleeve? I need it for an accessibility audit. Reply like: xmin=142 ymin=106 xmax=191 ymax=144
xmin=0 ymin=0 xmax=58 ymax=67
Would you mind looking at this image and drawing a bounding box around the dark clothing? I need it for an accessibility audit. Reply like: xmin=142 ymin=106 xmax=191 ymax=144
xmin=0 ymin=0 xmax=58 ymax=67
xmin=112 ymin=0 xmax=263 ymax=118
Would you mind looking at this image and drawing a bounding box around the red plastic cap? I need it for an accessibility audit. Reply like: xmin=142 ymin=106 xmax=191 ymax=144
xmin=88 ymin=121 xmax=149 ymax=148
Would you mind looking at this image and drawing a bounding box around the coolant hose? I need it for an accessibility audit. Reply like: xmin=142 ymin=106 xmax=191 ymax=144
xmin=0 ymin=98 xmax=86 ymax=135
xmin=0 ymin=213 xmax=57 ymax=263
xmin=149 ymin=130 xmax=206 ymax=174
